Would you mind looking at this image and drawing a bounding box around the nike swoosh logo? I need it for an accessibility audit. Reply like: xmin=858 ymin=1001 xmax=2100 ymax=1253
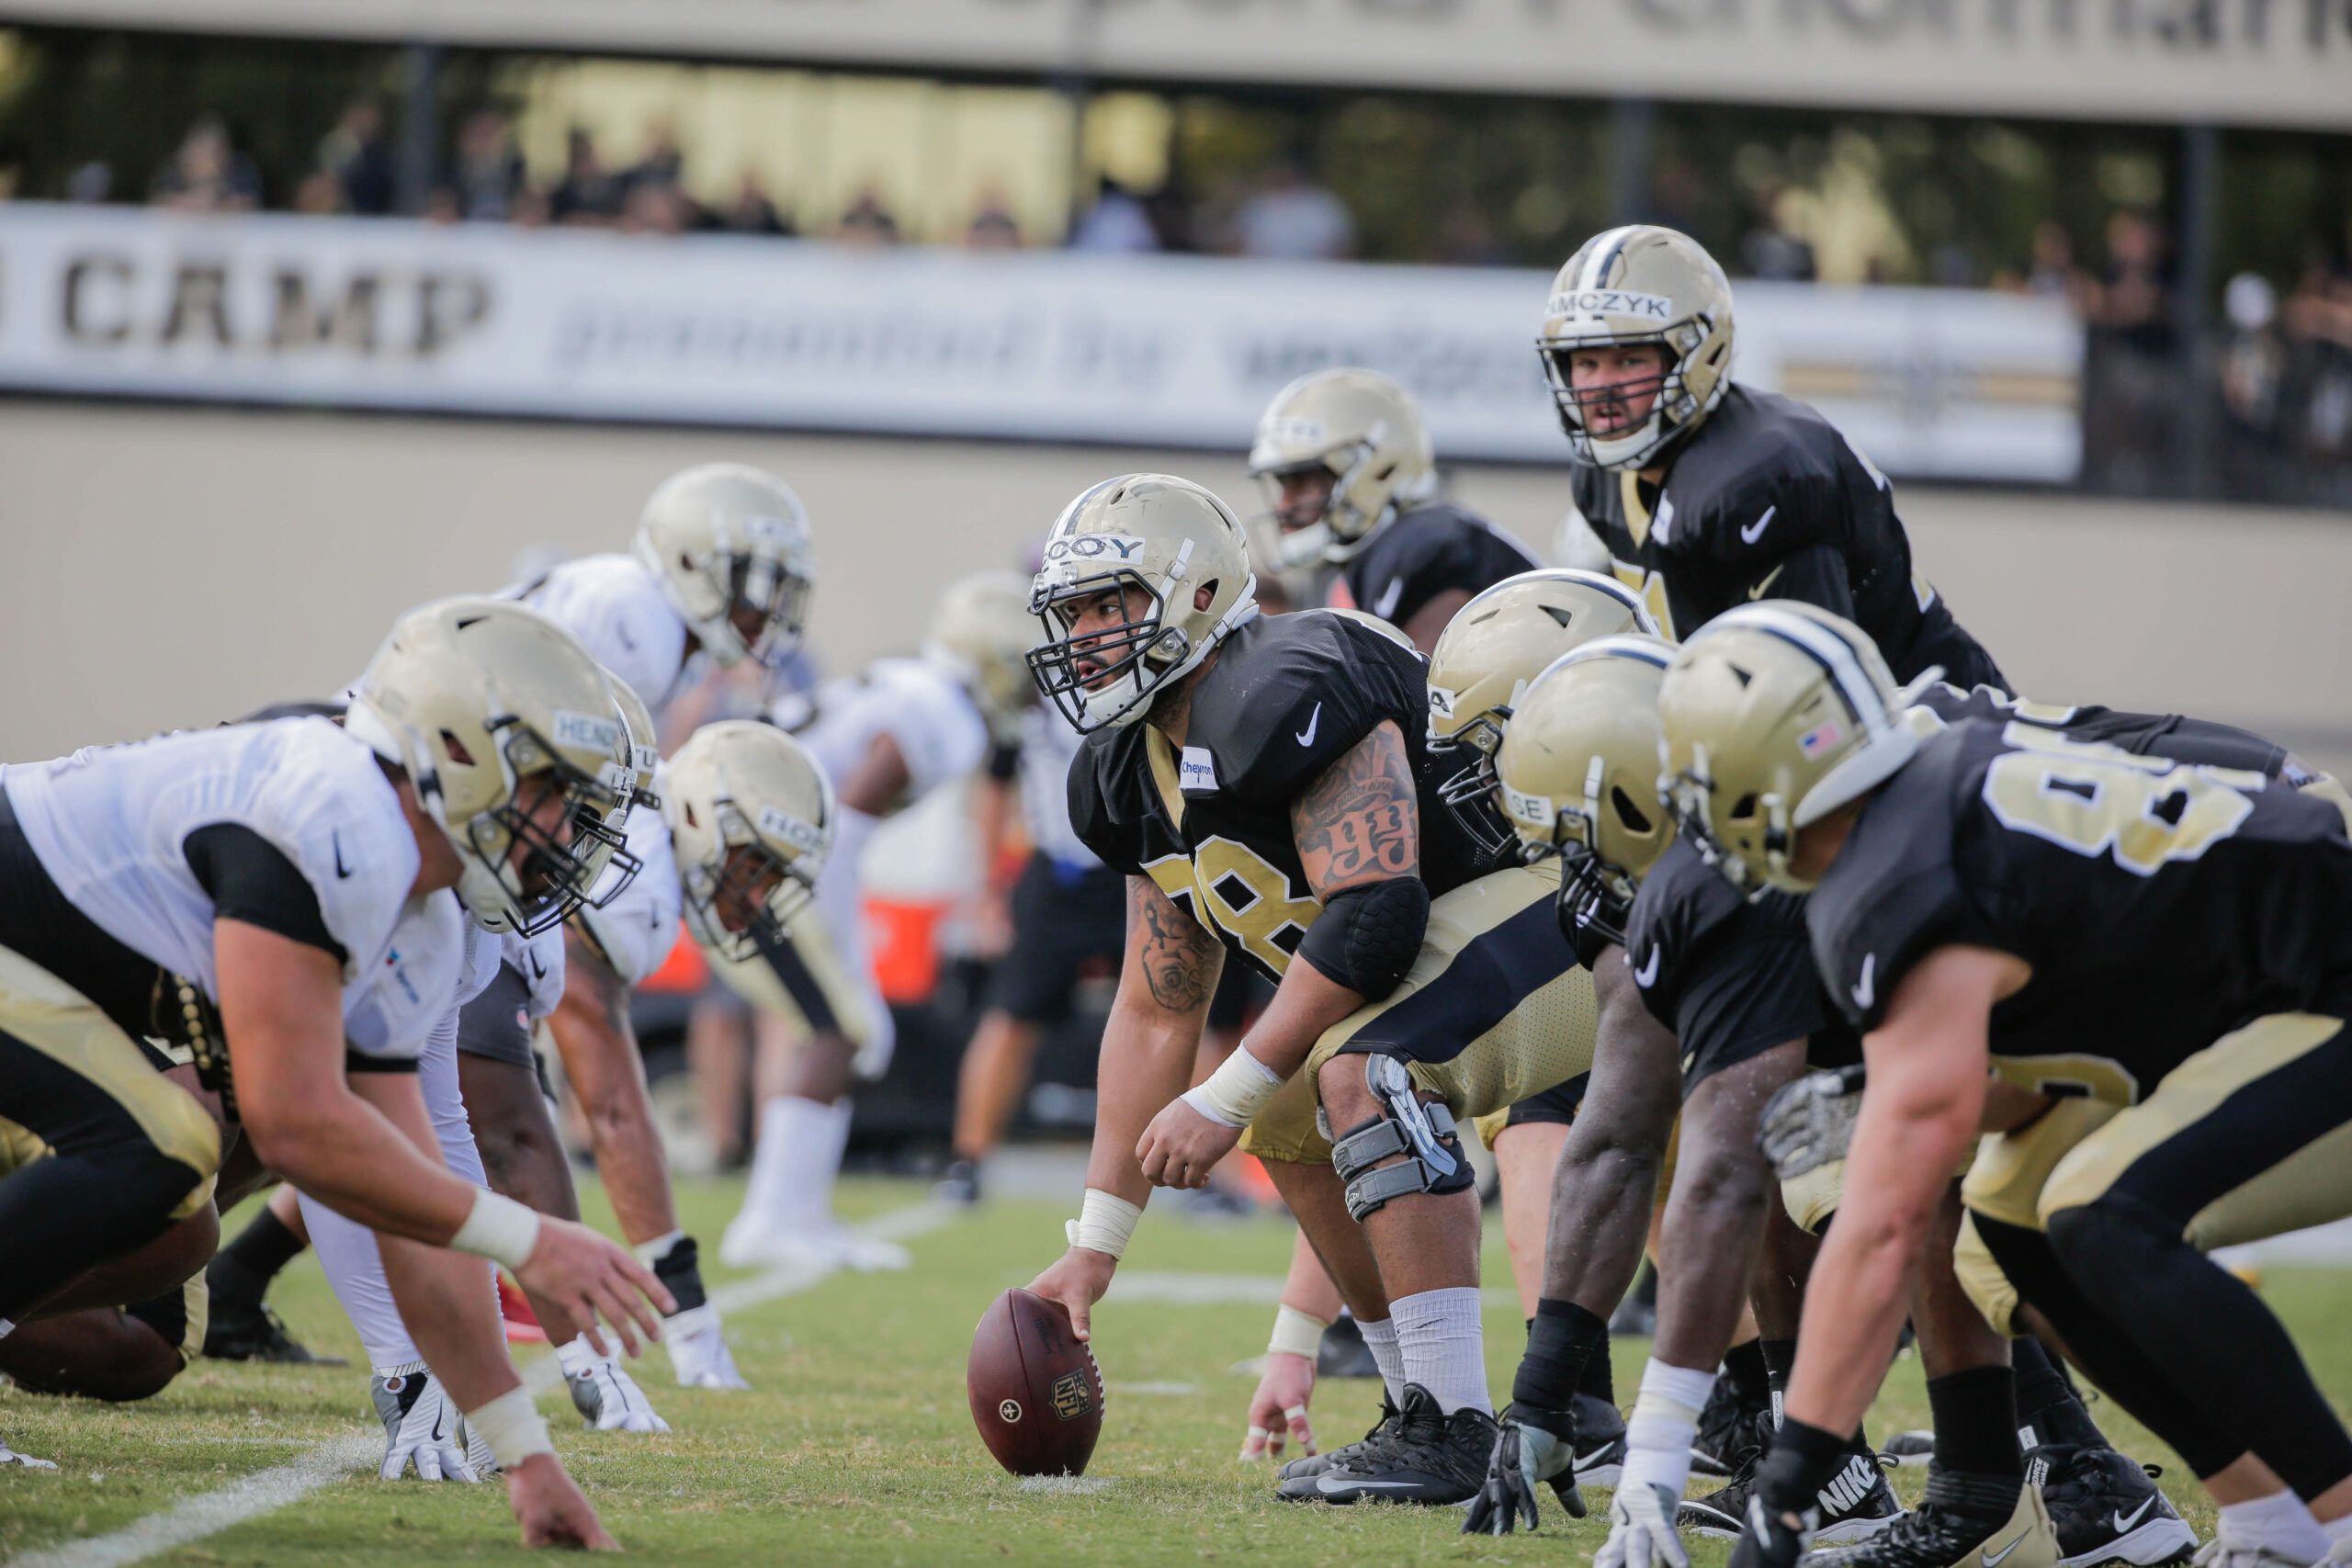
xmin=1850 ymin=953 xmax=1875 ymax=1011
xmin=2112 ymin=1497 xmax=2156 ymax=1532
xmin=1295 ymin=703 xmax=1323 ymax=748
xmin=1574 ymin=1443 xmax=1617 ymax=1466
xmin=1324 ymin=1478 xmax=1434 ymax=1492
xmin=333 ymin=829 xmax=353 ymax=879
xmin=1740 ymin=505 xmax=1777 ymax=545
xmin=1747 ymin=564 xmax=1786 ymax=601
xmin=1372 ymin=578 xmax=1405 ymax=620
xmin=1633 ymin=946 xmax=1661 ymax=988
xmin=528 ymin=953 xmax=548 ymax=982
xmin=1984 ymin=1529 xmax=2032 ymax=1566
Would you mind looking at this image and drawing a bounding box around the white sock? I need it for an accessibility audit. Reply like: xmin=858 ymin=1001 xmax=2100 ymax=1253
xmin=0 ymin=1317 xmax=14 ymax=1341
xmin=741 ymin=1096 xmax=848 ymax=1232
xmin=2324 ymin=1515 xmax=2352 ymax=1547
xmin=2220 ymin=1492 xmax=2329 ymax=1563
xmin=1621 ymin=1359 xmax=1717 ymax=1497
xmin=1392 ymin=1286 xmax=1492 ymax=1416
xmin=1357 ymin=1315 xmax=1405 ymax=1401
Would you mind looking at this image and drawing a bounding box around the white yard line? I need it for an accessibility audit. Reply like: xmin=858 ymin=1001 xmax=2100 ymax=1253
xmin=6 ymin=1201 xmax=956 ymax=1568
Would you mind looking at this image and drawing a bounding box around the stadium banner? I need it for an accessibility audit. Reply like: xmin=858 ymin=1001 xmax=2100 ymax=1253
xmin=6 ymin=0 xmax=2347 ymax=130
xmin=0 ymin=203 xmax=2081 ymax=480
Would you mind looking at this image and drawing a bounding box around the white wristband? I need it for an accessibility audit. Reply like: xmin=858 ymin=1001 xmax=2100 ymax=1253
xmin=465 ymin=1383 xmax=555 ymax=1469
xmin=450 ymin=1190 xmax=542 ymax=1271
xmin=1181 ymin=1043 xmax=1285 ymax=1129
xmin=1620 ymin=1359 xmax=1716 ymax=1497
xmin=1268 ymin=1303 xmax=1330 ymax=1361
xmin=1063 ymin=1188 xmax=1143 ymax=1260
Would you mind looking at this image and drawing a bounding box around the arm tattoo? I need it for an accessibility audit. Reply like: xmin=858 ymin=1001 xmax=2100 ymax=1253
xmin=1129 ymin=875 xmax=1222 ymax=1014
xmin=1292 ymin=721 xmax=1420 ymax=899
xmin=563 ymin=926 xmax=632 ymax=1035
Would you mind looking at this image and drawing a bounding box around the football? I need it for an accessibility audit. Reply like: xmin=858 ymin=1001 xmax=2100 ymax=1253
xmin=967 ymin=1288 xmax=1105 ymax=1477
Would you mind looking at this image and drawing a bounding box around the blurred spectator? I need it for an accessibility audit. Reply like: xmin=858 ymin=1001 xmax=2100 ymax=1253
xmin=836 ymin=184 xmax=902 ymax=246
xmin=965 ymin=185 xmax=1023 ymax=250
xmin=627 ymin=119 xmax=685 ymax=196
xmin=292 ymin=170 xmax=345 ymax=216
xmin=1740 ymin=187 xmax=1816 ymax=281
xmin=1434 ymin=203 xmax=1510 ymax=266
xmin=2218 ymin=272 xmax=2290 ymax=498
xmin=716 ymin=172 xmax=794 ymax=238
xmin=1233 ymin=159 xmax=1354 ymax=261
xmin=450 ymin=109 xmax=526 ymax=222
xmin=550 ymin=128 xmax=627 ymax=226
xmin=64 ymin=161 xmax=112 ymax=204
xmin=2089 ymin=211 xmax=2176 ymax=351
xmin=2020 ymin=221 xmax=2088 ymax=308
xmin=150 ymin=117 xmax=261 ymax=212
xmin=2078 ymin=211 xmax=2180 ymax=493
xmin=2282 ymin=254 xmax=2352 ymax=485
xmin=1069 ymin=175 xmax=1159 ymax=254
xmin=620 ymin=180 xmax=693 ymax=237
xmin=316 ymin=99 xmax=393 ymax=216
xmin=511 ymin=186 xmax=552 ymax=229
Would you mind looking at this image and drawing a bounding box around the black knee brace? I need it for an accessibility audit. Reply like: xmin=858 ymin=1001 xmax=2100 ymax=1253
xmin=1329 ymin=1054 xmax=1475 ymax=1222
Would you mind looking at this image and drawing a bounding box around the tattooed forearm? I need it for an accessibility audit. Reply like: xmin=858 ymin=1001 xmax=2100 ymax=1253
xmin=1292 ymin=721 xmax=1419 ymax=898
xmin=1129 ymin=875 xmax=1223 ymax=1014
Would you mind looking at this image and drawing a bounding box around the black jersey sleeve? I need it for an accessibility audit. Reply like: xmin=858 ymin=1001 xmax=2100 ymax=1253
xmin=1212 ymin=612 xmax=1428 ymax=804
xmin=1672 ymin=924 xmax=1835 ymax=1091
xmin=1657 ymin=424 xmax=1841 ymax=580
xmin=1742 ymin=542 xmax=1856 ymax=619
xmin=1348 ymin=505 xmax=1536 ymax=632
xmin=1066 ymin=732 xmax=1148 ymax=876
xmin=183 ymin=822 xmax=347 ymax=964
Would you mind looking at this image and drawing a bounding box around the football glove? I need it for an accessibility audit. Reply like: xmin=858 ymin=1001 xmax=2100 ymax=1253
xmin=1727 ymin=1492 xmax=1818 ymax=1568
xmin=1597 ymin=1482 xmax=1691 ymax=1568
xmin=1461 ymin=1404 xmax=1587 ymax=1535
xmin=372 ymin=1364 xmax=479 ymax=1482
xmin=559 ymin=1337 xmax=672 ymax=1433
xmin=1758 ymin=1065 xmax=1866 ymax=1182
xmin=663 ymin=1303 xmax=750 ymax=1391
xmin=0 ymin=1437 xmax=57 ymax=1470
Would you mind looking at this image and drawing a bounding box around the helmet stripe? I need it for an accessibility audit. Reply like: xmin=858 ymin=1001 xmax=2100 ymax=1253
xmin=1580 ymin=225 xmax=1641 ymax=293
xmin=1717 ymin=607 xmax=1891 ymax=732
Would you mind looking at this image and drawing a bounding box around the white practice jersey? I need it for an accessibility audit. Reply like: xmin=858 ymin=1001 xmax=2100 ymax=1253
xmin=1014 ymin=705 xmax=1099 ymax=873
xmin=344 ymin=891 xmax=503 ymax=1062
xmin=783 ymin=657 xmax=989 ymax=813
xmin=6 ymin=717 xmax=420 ymax=998
xmin=504 ymin=926 xmax=569 ymax=1022
xmin=504 ymin=553 xmax=698 ymax=720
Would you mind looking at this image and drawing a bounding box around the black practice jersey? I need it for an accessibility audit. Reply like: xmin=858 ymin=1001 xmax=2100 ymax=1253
xmin=1069 ymin=609 xmax=1503 ymax=985
xmin=1809 ymin=718 xmax=2352 ymax=1102
xmin=1332 ymin=502 xmax=1539 ymax=633
xmin=1625 ymin=687 xmax=2301 ymax=1093
xmin=1567 ymin=385 xmax=2004 ymax=690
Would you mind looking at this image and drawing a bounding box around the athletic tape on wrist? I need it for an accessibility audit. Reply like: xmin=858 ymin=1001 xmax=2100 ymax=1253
xmin=1063 ymin=1188 xmax=1142 ymax=1260
xmin=1267 ymin=1303 xmax=1330 ymax=1361
xmin=1622 ymin=1359 xmax=1714 ymax=1496
xmin=449 ymin=1190 xmax=542 ymax=1271
xmin=465 ymin=1383 xmax=555 ymax=1468
xmin=1180 ymin=1043 xmax=1284 ymax=1129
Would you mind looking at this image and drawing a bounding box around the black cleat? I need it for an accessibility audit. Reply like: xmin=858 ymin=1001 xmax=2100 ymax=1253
xmin=1807 ymin=1467 xmax=2055 ymax=1568
xmin=1680 ymin=1415 xmax=1900 ymax=1544
xmin=2030 ymin=1444 xmax=2196 ymax=1567
xmin=1316 ymin=1314 xmax=1384 ymax=1380
xmin=1569 ymin=1391 xmax=1628 ymax=1489
xmin=202 ymin=1294 xmax=347 ymax=1366
xmin=1311 ymin=1384 xmax=1498 ymax=1506
xmin=1277 ymin=1390 xmax=1397 ymax=1499
xmin=1882 ymin=1430 xmax=1938 ymax=1468
xmin=1692 ymin=1372 xmax=1770 ymax=1477
xmin=932 ymin=1159 xmax=981 ymax=1206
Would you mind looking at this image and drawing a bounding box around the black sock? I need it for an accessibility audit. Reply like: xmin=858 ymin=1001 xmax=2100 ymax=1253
xmin=1578 ymin=1338 xmax=1616 ymax=1405
xmin=1514 ymin=1299 xmax=1609 ymax=1413
xmin=650 ymin=1234 xmax=709 ymax=1315
xmin=1724 ymin=1338 xmax=1770 ymax=1408
xmin=2011 ymin=1337 xmax=2106 ymax=1450
xmin=1928 ymin=1366 xmax=2025 ymax=1479
xmin=207 ymin=1206 xmax=306 ymax=1304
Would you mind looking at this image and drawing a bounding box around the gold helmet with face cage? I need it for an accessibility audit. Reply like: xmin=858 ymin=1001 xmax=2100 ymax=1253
xmin=633 ymin=463 xmax=816 ymax=669
xmin=1539 ymin=225 xmax=1736 ymax=472
xmin=1657 ymin=601 xmax=1925 ymax=894
xmin=349 ymin=596 xmax=635 ymax=936
xmin=573 ymin=668 xmax=664 ymax=909
xmin=1493 ymin=633 xmax=1678 ymax=943
xmin=925 ymin=570 xmax=1040 ymax=744
xmin=1027 ymin=474 xmax=1259 ymax=733
xmin=662 ymin=720 xmax=836 ymax=962
xmin=1424 ymin=570 xmax=1659 ymax=858
xmin=1246 ymin=368 xmax=1437 ymax=569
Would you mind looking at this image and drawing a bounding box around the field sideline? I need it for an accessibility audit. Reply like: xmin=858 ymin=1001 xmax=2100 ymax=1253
xmin=5 ymin=1175 xmax=2348 ymax=1566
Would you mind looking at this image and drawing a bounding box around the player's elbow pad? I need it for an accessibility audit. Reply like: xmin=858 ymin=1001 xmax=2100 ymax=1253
xmin=1297 ymin=877 xmax=1429 ymax=1002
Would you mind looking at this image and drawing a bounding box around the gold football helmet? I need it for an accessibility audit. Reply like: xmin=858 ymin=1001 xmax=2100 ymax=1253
xmin=349 ymin=596 xmax=635 ymax=935
xmin=1493 ymin=634 xmax=1678 ymax=943
xmin=1246 ymin=368 xmax=1437 ymax=569
xmin=633 ymin=463 xmax=815 ymax=668
xmin=1425 ymin=570 xmax=1659 ymax=857
xmin=1658 ymin=602 xmax=1924 ymax=893
xmin=1538 ymin=225 xmax=1735 ymax=472
xmin=925 ymin=570 xmax=1039 ymax=744
xmin=1027 ymin=474 xmax=1259 ymax=733
xmin=574 ymin=668 xmax=663 ymax=909
xmin=663 ymin=719 xmax=836 ymax=962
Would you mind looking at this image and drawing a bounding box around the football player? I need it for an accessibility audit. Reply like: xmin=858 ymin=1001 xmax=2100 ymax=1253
xmin=1247 ymin=367 xmax=1539 ymax=649
xmin=1473 ymin=624 xmax=2212 ymax=1568
xmin=718 ymin=570 xmax=1036 ymax=1270
xmin=1019 ymin=475 xmax=1623 ymax=1506
xmin=1657 ymin=606 xmax=2352 ymax=1568
xmin=0 ymin=595 xmax=663 ymax=1543
xmin=1539 ymin=224 xmax=2002 ymax=690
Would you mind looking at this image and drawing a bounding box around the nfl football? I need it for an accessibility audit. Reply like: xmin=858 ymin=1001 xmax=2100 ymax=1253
xmin=967 ymin=1287 xmax=1105 ymax=1476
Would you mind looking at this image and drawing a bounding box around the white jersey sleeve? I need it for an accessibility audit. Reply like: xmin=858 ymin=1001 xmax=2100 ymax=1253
xmin=573 ymin=799 xmax=681 ymax=987
xmin=790 ymin=657 xmax=989 ymax=811
xmin=6 ymin=717 xmax=421 ymax=994
xmin=505 ymin=554 xmax=697 ymax=720
xmin=341 ymin=891 xmax=469 ymax=1063
xmin=503 ymin=926 xmax=569 ymax=1021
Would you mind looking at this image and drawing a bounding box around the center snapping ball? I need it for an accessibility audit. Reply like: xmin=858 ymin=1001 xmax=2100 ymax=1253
xmin=967 ymin=1288 xmax=1105 ymax=1476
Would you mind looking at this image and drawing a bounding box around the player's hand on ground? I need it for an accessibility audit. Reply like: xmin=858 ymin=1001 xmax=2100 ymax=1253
xmin=662 ymin=1303 xmax=751 ymax=1391
xmin=0 ymin=1437 xmax=57 ymax=1470
xmin=1726 ymin=1495 xmax=1813 ymax=1568
xmin=1026 ymin=1246 xmax=1116 ymax=1343
xmin=1596 ymin=1483 xmax=1691 ymax=1568
xmin=1136 ymin=1099 xmax=1242 ymax=1190
xmin=516 ymin=1219 xmax=673 ymax=1359
xmin=564 ymin=1349 xmax=673 ymax=1433
xmin=1238 ymin=1350 xmax=1317 ymax=1461
xmin=1462 ymin=1405 xmax=1584 ymax=1535
xmin=375 ymin=1367 xmax=479 ymax=1482
xmin=505 ymin=1452 xmax=618 ymax=1551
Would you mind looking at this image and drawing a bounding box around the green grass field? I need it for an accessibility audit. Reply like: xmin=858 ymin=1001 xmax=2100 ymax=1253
xmin=5 ymin=1174 xmax=2349 ymax=1566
